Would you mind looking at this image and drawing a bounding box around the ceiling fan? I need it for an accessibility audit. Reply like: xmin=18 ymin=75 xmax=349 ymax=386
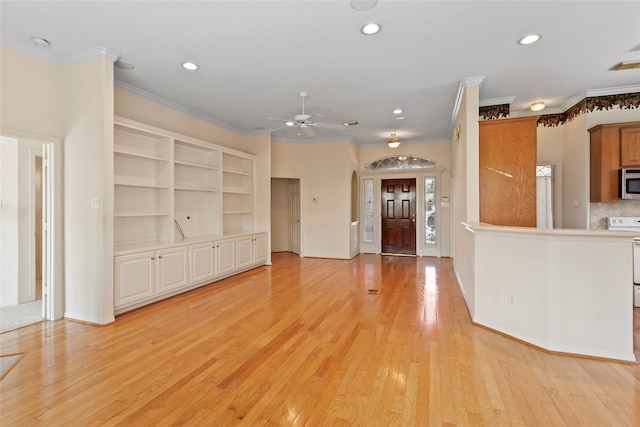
xmin=269 ymin=91 xmax=346 ymax=137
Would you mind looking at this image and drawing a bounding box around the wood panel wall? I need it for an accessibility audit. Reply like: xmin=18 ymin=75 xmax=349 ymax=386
xmin=479 ymin=116 xmax=538 ymax=227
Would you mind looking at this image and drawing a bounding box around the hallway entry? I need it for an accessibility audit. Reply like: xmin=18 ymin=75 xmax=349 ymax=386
xmin=271 ymin=178 xmax=301 ymax=255
xmin=381 ymin=178 xmax=416 ymax=255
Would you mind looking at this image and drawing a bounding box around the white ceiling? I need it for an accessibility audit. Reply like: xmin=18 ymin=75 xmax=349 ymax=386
xmin=2 ymin=1 xmax=639 ymax=146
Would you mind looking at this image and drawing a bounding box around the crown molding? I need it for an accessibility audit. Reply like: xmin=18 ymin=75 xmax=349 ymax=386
xmin=114 ymin=80 xmax=246 ymax=135
xmin=586 ymin=84 xmax=640 ymax=97
xmin=479 ymin=96 xmax=515 ymax=107
xmin=60 ymin=46 xmax=120 ymax=65
xmin=464 ymin=76 xmax=485 ymax=87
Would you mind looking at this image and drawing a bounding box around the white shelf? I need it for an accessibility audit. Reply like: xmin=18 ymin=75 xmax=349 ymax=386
xmin=114 ymin=147 xmax=169 ymax=162
xmin=222 ymin=168 xmax=252 ymax=176
xmin=114 ymin=212 xmax=169 ymax=217
xmin=175 ymin=186 xmax=219 ymax=193
xmin=222 ymin=189 xmax=252 ymax=195
xmin=115 ymin=181 xmax=170 ymax=189
xmin=114 ymin=117 xmax=255 ymax=247
xmin=223 ymin=210 xmax=252 ymax=214
xmin=175 ymin=160 xmax=219 ymax=170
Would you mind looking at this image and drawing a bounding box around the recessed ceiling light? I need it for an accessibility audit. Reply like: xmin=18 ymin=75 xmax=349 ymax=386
xmin=518 ymin=34 xmax=541 ymax=45
xmin=344 ymin=121 xmax=359 ymax=126
xmin=31 ymin=37 xmax=50 ymax=48
xmin=181 ymin=62 xmax=199 ymax=71
xmin=393 ymin=109 xmax=403 ymax=114
xmin=361 ymin=23 xmax=381 ymax=35
xmin=530 ymin=101 xmax=545 ymax=111
xmin=395 ymin=116 xmax=406 ymax=120
xmin=285 ymin=121 xmax=295 ymax=126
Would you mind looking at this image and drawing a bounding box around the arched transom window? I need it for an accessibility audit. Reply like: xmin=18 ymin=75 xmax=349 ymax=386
xmin=364 ymin=155 xmax=436 ymax=171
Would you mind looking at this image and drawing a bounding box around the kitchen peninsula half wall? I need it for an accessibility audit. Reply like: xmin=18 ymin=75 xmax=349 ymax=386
xmin=457 ymin=222 xmax=635 ymax=362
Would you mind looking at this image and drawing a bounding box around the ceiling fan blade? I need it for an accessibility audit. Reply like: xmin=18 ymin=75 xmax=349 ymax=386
xmin=303 ymin=126 xmax=316 ymax=137
xmin=267 ymin=117 xmax=289 ymax=122
xmin=315 ymin=122 xmax=346 ymax=130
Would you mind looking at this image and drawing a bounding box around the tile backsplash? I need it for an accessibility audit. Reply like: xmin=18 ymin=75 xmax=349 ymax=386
xmin=590 ymin=200 xmax=640 ymax=229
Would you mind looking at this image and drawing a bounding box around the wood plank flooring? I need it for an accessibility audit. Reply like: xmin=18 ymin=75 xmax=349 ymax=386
xmin=1 ymin=253 xmax=639 ymax=426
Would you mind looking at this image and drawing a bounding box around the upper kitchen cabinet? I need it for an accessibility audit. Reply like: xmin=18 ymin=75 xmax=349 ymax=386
xmin=479 ymin=116 xmax=538 ymax=227
xmin=588 ymin=121 xmax=640 ymax=202
xmin=620 ymin=126 xmax=640 ymax=167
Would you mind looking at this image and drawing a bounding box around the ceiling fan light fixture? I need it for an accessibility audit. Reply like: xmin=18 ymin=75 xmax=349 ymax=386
xmin=393 ymin=109 xmax=403 ymax=114
xmin=361 ymin=22 xmax=381 ymax=35
xmin=530 ymin=101 xmax=545 ymax=112
xmin=518 ymin=34 xmax=541 ymax=45
xmin=285 ymin=121 xmax=295 ymax=126
xmin=387 ymin=132 xmax=401 ymax=148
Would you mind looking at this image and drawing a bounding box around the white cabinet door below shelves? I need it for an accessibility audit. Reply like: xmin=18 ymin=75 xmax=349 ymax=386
xmin=216 ymin=238 xmax=236 ymax=276
xmin=236 ymin=235 xmax=253 ymax=269
xmin=190 ymin=242 xmax=215 ymax=284
xmin=156 ymin=246 xmax=189 ymax=295
xmin=253 ymin=233 xmax=268 ymax=265
xmin=115 ymin=251 xmax=155 ymax=308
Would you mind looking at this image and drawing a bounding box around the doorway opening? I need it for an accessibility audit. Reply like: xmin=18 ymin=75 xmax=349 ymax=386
xmin=1 ymin=137 xmax=43 ymax=331
xmin=270 ymin=178 xmax=301 ymax=255
xmin=1 ymin=136 xmax=61 ymax=332
xmin=536 ymin=164 xmax=556 ymax=228
xmin=381 ymin=178 xmax=417 ymax=255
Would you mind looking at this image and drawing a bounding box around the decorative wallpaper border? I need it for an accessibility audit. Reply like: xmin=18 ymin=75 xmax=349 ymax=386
xmin=479 ymin=104 xmax=510 ymax=120
xmin=479 ymin=92 xmax=640 ymax=126
xmin=538 ymin=92 xmax=640 ymax=127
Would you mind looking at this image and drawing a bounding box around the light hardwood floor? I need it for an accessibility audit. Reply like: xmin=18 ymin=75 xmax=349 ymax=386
xmin=1 ymin=253 xmax=639 ymax=425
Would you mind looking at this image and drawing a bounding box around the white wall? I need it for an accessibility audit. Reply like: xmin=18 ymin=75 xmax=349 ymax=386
xmin=470 ymin=223 xmax=635 ymax=361
xmin=562 ymin=114 xmax=590 ymax=229
xmin=63 ymin=57 xmax=115 ymax=324
xmin=451 ymin=83 xmax=480 ymax=314
xmin=0 ymin=136 xmax=19 ymax=306
xmin=271 ymin=139 xmax=354 ymax=259
xmin=0 ymin=45 xmax=63 ymax=137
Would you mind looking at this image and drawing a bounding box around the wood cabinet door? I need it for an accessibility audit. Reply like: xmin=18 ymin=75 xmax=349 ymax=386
xmin=479 ymin=116 xmax=537 ymax=227
xmin=620 ymin=127 xmax=640 ymax=167
xmin=381 ymin=179 xmax=416 ymax=255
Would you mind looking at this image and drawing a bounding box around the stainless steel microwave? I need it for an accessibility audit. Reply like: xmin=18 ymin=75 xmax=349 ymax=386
xmin=620 ymin=168 xmax=640 ymax=200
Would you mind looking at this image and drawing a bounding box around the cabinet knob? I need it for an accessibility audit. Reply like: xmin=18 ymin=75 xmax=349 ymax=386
xmin=151 ymin=257 xmax=155 ymax=260
xmin=158 ymin=255 xmax=163 ymax=259
xmin=212 ymin=245 xmax=215 ymax=249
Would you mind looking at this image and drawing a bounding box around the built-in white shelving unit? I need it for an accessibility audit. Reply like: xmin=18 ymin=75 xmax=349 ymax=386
xmin=222 ymin=152 xmax=254 ymax=233
xmin=112 ymin=117 xmax=266 ymax=314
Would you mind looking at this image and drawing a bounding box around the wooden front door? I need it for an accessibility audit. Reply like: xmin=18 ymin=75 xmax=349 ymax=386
xmin=381 ymin=179 xmax=416 ymax=255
